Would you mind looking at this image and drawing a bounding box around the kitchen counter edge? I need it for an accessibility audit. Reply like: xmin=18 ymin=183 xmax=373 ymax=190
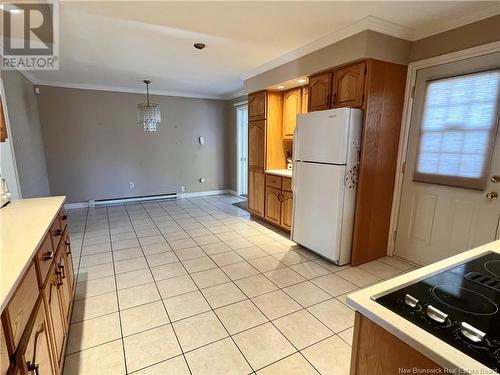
xmin=347 ymin=240 xmax=500 ymax=374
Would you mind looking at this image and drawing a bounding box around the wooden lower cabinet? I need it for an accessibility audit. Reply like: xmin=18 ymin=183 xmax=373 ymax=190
xmin=280 ymin=191 xmax=293 ymax=230
xmin=1 ymin=323 xmax=10 ymax=375
xmin=350 ymin=312 xmax=443 ymax=375
xmin=16 ymin=299 xmax=56 ymax=375
xmin=43 ymin=262 xmax=66 ymax=367
xmin=263 ymin=175 xmax=293 ymax=231
xmin=265 ymin=187 xmax=282 ymax=225
xmin=248 ymin=170 xmax=265 ymax=216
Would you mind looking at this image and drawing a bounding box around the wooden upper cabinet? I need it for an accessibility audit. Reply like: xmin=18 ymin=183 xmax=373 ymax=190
xmin=282 ymin=88 xmax=302 ymax=140
xmin=0 ymin=95 xmax=7 ymax=143
xmin=308 ymin=72 xmax=332 ymax=112
xmin=301 ymin=86 xmax=309 ymax=113
xmin=248 ymin=91 xmax=266 ymax=121
xmin=332 ymin=62 xmax=366 ymax=108
xmin=248 ymin=120 xmax=265 ymax=171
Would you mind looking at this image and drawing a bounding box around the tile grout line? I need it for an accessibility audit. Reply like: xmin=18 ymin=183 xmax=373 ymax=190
xmin=140 ymin=199 xmax=257 ymax=374
xmin=122 ymin=202 xmax=194 ymax=375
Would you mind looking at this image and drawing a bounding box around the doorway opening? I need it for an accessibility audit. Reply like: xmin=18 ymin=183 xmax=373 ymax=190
xmin=236 ymin=104 xmax=248 ymax=196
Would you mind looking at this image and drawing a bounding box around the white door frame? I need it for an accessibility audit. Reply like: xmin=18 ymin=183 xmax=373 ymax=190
xmin=235 ymin=102 xmax=248 ymax=196
xmin=387 ymin=40 xmax=500 ymax=256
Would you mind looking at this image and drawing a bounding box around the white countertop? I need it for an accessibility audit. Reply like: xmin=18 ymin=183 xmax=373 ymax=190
xmin=265 ymin=169 xmax=293 ymax=178
xmin=347 ymin=240 xmax=500 ymax=374
xmin=0 ymin=196 xmax=65 ymax=312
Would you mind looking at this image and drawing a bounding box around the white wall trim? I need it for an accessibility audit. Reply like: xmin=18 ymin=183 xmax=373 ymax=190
xmin=64 ymin=189 xmax=240 ymax=209
xmin=233 ymin=100 xmax=248 ymax=107
xmin=35 ymin=81 xmax=232 ymax=100
xmin=387 ymin=40 xmax=500 ymax=257
xmin=241 ymin=15 xmax=414 ymax=81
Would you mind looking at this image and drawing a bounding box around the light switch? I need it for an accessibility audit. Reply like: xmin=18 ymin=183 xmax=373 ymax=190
xmin=199 ymin=136 xmax=205 ymax=145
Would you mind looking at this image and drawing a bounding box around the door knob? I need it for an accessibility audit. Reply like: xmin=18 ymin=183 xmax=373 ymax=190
xmin=491 ymin=175 xmax=500 ymax=183
xmin=486 ymin=192 xmax=498 ymax=200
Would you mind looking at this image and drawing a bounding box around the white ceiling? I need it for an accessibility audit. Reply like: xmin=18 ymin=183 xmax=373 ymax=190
xmin=22 ymin=1 xmax=500 ymax=99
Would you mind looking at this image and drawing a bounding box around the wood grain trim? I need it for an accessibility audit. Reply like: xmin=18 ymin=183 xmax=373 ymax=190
xmin=350 ymin=312 xmax=443 ymax=375
xmin=351 ymin=59 xmax=407 ymax=266
xmin=0 ymin=95 xmax=7 ymax=143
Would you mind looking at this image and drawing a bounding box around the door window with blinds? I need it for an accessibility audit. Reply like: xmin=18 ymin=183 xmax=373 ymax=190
xmin=414 ymin=70 xmax=500 ymax=190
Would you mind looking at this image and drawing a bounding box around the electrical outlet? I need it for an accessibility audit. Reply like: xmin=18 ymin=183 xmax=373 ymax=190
xmin=181 ymin=186 xmax=186 ymax=192
xmin=129 ymin=182 xmax=135 ymax=189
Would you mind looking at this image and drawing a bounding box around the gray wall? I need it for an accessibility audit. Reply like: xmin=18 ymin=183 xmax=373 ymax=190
xmin=2 ymin=70 xmax=51 ymax=198
xmin=37 ymin=86 xmax=231 ymax=203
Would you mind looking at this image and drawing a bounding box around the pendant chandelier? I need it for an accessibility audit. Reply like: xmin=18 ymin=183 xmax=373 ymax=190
xmin=137 ymin=80 xmax=161 ymax=132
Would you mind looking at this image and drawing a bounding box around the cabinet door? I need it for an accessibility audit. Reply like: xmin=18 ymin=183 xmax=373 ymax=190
xmin=301 ymin=86 xmax=309 ymax=113
xmin=248 ymin=171 xmax=265 ymax=216
xmin=55 ymin=251 xmax=71 ymax=324
xmin=62 ymin=231 xmax=75 ymax=294
xmin=265 ymin=187 xmax=281 ymax=225
xmin=248 ymin=120 xmax=265 ymax=171
xmin=280 ymin=191 xmax=293 ymax=230
xmin=332 ymin=62 xmax=366 ymax=108
xmin=16 ymin=299 xmax=56 ymax=375
xmin=43 ymin=265 xmax=65 ymax=365
xmin=1 ymin=322 xmax=11 ymax=375
xmin=282 ymin=88 xmax=302 ymax=140
xmin=308 ymin=73 xmax=332 ymax=112
xmin=248 ymin=91 xmax=266 ymax=121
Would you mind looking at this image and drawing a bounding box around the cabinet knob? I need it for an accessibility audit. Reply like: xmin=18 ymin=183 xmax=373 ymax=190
xmin=61 ymin=214 xmax=68 ymax=220
xmin=54 ymin=229 xmax=63 ymax=236
xmin=486 ymin=192 xmax=498 ymax=200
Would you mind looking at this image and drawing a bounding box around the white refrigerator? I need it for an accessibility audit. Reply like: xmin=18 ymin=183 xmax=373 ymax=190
xmin=291 ymin=108 xmax=362 ymax=265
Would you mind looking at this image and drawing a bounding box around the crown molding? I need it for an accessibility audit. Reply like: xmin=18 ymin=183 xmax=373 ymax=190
xmin=412 ymin=5 xmax=500 ymax=41
xmin=241 ymin=15 xmax=414 ymax=81
xmin=34 ymin=80 xmax=233 ymax=100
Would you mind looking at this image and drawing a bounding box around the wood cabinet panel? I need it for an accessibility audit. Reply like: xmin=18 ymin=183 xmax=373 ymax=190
xmin=265 ymin=187 xmax=281 ymax=226
xmin=282 ymin=88 xmax=301 ymax=140
xmin=248 ymin=171 xmax=265 ymax=216
xmin=248 ymin=91 xmax=266 ymax=121
xmin=308 ymin=73 xmax=332 ymax=112
xmin=35 ymin=234 xmax=55 ymax=288
xmin=301 ymin=86 xmax=309 ymax=114
xmin=43 ymin=264 xmax=65 ymax=365
xmin=280 ymin=191 xmax=293 ymax=231
xmin=55 ymin=250 xmax=71 ymax=325
xmin=16 ymin=299 xmax=55 ymax=375
xmin=351 ymin=60 xmax=407 ymax=266
xmin=5 ymin=263 xmax=38 ymax=349
xmin=1 ymin=322 xmax=11 ymax=375
xmin=61 ymin=232 xmax=75 ymax=297
xmin=49 ymin=218 xmax=63 ymax=251
xmin=350 ymin=312 xmax=442 ymax=375
xmin=265 ymin=174 xmax=282 ymax=189
xmin=0 ymin=96 xmax=6 ymax=143
xmin=282 ymin=177 xmax=292 ymax=192
xmin=248 ymin=120 xmax=265 ymax=171
xmin=332 ymin=62 xmax=366 ymax=108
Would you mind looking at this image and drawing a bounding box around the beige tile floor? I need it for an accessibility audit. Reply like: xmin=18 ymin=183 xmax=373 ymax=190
xmin=64 ymin=194 xmax=416 ymax=375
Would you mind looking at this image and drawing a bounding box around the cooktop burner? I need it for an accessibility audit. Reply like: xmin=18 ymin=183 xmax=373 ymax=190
xmin=376 ymin=252 xmax=500 ymax=372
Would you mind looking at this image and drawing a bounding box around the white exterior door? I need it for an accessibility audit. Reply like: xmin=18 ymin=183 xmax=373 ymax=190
xmin=395 ymin=53 xmax=500 ymax=265
xmin=236 ymin=105 xmax=248 ymax=196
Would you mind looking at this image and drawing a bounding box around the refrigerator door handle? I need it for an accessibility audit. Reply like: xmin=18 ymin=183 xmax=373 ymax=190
xmin=292 ymin=161 xmax=298 ymax=194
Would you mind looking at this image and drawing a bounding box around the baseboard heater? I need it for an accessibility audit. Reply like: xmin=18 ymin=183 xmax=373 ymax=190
xmin=89 ymin=192 xmax=178 ymax=206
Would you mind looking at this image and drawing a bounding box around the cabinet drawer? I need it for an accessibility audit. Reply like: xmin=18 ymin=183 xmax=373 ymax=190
xmin=58 ymin=209 xmax=68 ymax=231
xmin=35 ymin=234 xmax=55 ymax=288
xmin=5 ymin=263 xmax=39 ymax=350
xmin=282 ymin=177 xmax=292 ymax=192
xmin=49 ymin=217 xmax=63 ymax=250
xmin=16 ymin=298 xmax=55 ymax=375
xmin=265 ymin=174 xmax=282 ymax=189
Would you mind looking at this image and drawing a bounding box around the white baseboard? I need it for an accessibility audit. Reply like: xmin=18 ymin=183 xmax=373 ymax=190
xmin=64 ymin=190 xmax=238 ymax=209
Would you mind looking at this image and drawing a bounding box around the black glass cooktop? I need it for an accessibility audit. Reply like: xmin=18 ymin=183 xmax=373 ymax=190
xmin=376 ymin=252 xmax=500 ymax=371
